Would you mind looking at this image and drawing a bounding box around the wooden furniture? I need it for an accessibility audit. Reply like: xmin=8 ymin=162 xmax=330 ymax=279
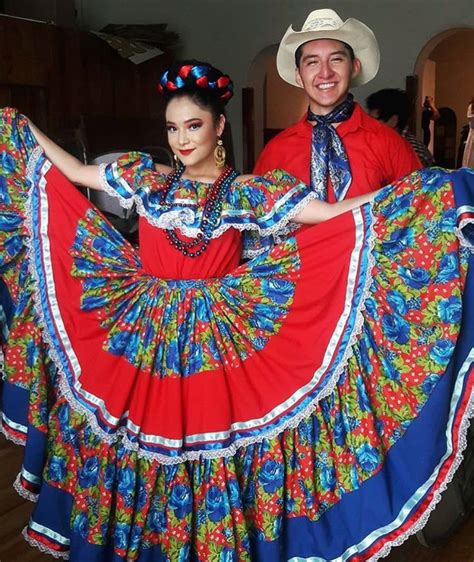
xmin=0 ymin=14 xmax=172 ymax=157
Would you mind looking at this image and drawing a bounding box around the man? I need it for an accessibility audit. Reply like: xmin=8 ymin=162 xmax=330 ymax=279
xmin=254 ymin=9 xmax=421 ymax=202
xmin=366 ymin=88 xmax=435 ymax=167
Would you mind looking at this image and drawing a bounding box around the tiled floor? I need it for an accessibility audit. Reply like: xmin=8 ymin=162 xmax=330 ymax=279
xmin=1 ymin=436 xmax=473 ymax=561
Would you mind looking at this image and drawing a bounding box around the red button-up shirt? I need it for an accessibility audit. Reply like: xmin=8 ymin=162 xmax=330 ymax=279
xmin=254 ymin=103 xmax=421 ymax=202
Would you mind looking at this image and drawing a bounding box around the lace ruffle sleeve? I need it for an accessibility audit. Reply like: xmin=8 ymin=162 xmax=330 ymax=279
xmin=99 ymin=151 xmax=163 ymax=208
xmin=226 ymin=169 xmax=315 ymax=258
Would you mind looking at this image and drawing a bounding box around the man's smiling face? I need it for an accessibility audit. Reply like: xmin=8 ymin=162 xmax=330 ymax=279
xmin=295 ymin=38 xmax=361 ymax=115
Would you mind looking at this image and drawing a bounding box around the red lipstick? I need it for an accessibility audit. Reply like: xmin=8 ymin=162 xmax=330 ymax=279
xmin=179 ymin=149 xmax=195 ymax=156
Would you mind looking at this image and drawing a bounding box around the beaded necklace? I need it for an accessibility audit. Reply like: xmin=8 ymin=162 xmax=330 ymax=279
xmin=163 ymin=164 xmax=238 ymax=257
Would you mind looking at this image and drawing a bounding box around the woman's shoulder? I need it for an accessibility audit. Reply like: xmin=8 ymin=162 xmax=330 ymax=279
xmin=233 ymin=173 xmax=255 ymax=184
xmin=102 ymin=152 xmax=173 ymax=195
xmin=154 ymin=163 xmax=173 ymax=176
xmin=232 ymin=169 xmax=304 ymax=188
xmin=225 ymin=169 xmax=309 ymax=214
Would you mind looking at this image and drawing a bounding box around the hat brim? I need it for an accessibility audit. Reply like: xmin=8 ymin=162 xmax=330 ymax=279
xmin=276 ymin=18 xmax=380 ymax=87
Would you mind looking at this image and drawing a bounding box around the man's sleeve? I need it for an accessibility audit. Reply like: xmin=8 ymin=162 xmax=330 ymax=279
xmin=253 ymin=135 xmax=287 ymax=176
xmin=253 ymin=140 xmax=278 ymax=176
xmin=387 ymin=134 xmax=422 ymax=183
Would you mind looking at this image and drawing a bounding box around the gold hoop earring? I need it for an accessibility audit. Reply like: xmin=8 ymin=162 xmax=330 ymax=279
xmin=173 ymin=153 xmax=181 ymax=169
xmin=214 ymin=139 xmax=226 ymax=169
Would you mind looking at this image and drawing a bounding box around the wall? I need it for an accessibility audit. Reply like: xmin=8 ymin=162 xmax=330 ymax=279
xmin=265 ymin=56 xmax=307 ymax=130
xmin=431 ymin=29 xmax=474 ymax=155
xmin=3 ymin=0 xmax=77 ymax=26
xmin=75 ymin=0 xmax=474 ymax=170
xmin=0 ymin=14 xmax=172 ymax=157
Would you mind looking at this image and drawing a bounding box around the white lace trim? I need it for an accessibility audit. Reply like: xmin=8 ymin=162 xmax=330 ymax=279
xmin=366 ymin=385 xmax=474 ymax=562
xmin=22 ymin=526 xmax=69 ymax=560
xmin=13 ymin=472 xmax=39 ymax=502
xmin=241 ymin=192 xmax=319 ymax=258
xmin=0 ymin=420 xmax=26 ymax=446
xmin=242 ymin=247 xmax=267 ymax=259
xmin=456 ymin=217 xmax=474 ymax=251
xmin=26 ymin=146 xmax=44 ymax=183
xmin=98 ymin=162 xmax=135 ymax=210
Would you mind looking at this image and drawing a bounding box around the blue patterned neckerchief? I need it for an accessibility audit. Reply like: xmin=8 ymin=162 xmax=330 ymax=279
xmin=307 ymin=94 xmax=355 ymax=201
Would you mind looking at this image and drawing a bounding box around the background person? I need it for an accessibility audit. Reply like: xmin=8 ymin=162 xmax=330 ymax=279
xmin=421 ymin=95 xmax=440 ymax=147
xmin=366 ymin=88 xmax=435 ymax=167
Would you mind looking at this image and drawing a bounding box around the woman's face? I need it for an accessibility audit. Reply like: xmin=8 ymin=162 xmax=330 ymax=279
xmin=166 ymin=96 xmax=224 ymax=170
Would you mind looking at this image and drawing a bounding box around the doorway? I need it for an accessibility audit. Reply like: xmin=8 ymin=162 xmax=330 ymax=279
xmin=414 ymin=28 xmax=474 ymax=168
xmin=245 ymin=44 xmax=306 ymax=171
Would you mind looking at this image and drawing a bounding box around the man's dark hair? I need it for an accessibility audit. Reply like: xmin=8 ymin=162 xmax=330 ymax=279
xmin=295 ymin=40 xmax=355 ymax=68
xmin=366 ymin=88 xmax=411 ymax=132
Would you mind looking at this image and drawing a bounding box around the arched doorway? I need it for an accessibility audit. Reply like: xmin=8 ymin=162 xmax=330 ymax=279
xmin=414 ymin=27 xmax=474 ymax=167
xmin=245 ymin=44 xmax=306 ymax=170
xmin=433 ymin=107 xmax=457 ymax=168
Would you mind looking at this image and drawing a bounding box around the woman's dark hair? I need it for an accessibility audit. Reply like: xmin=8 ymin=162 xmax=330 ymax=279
xmin=157 ymin=60 xmax=233 ymax=123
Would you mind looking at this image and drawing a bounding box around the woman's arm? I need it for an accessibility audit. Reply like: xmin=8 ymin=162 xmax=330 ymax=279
xmin=294 ymin=190 xmax=379 ymax=224
xmin=236 ymin=172 xmax=378 ymax=225
xmin=28 ymin=121 xmax=103 ymax=190
xmin=426 ymin=97 xmax=440 ymax=121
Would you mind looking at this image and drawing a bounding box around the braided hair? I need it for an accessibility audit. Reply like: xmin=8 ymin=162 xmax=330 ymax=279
xmin=157 ymin=60 xmax=233 ymax=123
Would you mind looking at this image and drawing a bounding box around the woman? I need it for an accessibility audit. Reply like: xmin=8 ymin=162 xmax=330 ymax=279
xmin=462 ymin=96 xmax=474 ymax=168
xmin=421 ymin=95 xmax=440 ymax=147
xmin=0 ymin=60 xmax=473 ymax=562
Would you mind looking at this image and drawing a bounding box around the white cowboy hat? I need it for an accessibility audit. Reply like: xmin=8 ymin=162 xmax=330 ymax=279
xmin=276 ymin=8 xmax=380 ymax=87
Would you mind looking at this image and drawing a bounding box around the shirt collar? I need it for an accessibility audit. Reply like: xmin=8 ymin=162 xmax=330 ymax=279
xmin=291 ymin=102 xmax=368 ymax=138
xmin=336 ymin=103 xmax=363 ymax=136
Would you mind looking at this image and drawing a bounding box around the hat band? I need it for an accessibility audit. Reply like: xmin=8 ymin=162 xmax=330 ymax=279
xmin=302 ymin=17 xmax=342 ymax=31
